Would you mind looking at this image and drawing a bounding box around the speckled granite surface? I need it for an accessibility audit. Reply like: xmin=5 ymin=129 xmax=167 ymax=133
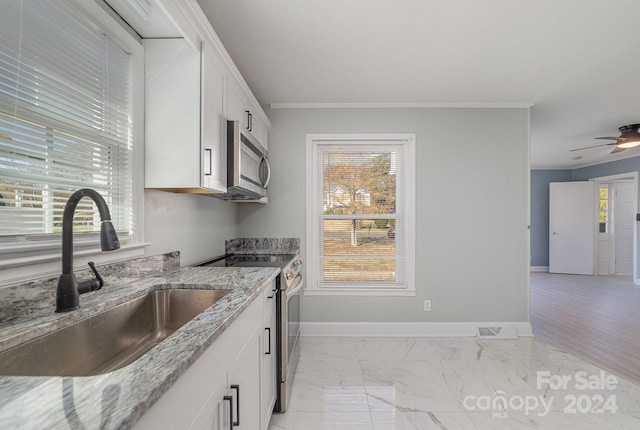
xmin=0 ymin=252 xmax=279 ymax=429
xmin=226 ymin=237 xmax=300 ymax=254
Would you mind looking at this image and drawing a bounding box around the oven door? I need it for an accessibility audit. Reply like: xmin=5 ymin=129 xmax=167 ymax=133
xmin=278 ymin=274 xmax=303 ymax=412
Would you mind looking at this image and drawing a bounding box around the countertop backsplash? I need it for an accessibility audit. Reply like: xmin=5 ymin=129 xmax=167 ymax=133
xmin=0 ymin=237 xmax=301 ymax=330
xmin=226 ymin=237 xmax=300 ymax=254
xmin=0 ymin=252 xmax=180 ymax=329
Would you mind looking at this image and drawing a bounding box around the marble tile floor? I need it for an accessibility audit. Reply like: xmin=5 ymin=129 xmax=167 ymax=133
xmin=268 ymin=336 xmax=640 ymax=430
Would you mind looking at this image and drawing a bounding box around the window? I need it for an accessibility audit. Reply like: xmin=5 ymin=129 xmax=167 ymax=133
xmin=0 ymin=0 xmax=143 ymax=265
xmin=599 ymin=185 xmax=609 ymax=234
xmin=306 ymin=134 xmax=415 ymax=295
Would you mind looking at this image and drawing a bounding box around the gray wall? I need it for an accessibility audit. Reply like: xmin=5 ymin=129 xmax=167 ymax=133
xmin=144 ymin=190 xmax=239 ymax=266
xmin=530 ymin=169 xmax=571 ymax=267
xmin=571 ymin=155 xmax=640 ymax=181
xmin=239 ymin=107 xmax=530 ymax=323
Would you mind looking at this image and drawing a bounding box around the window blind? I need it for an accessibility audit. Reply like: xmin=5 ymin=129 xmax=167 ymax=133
xmin=0 ymin=0 xmax=133 ymax=247
xmin=315 ymin=143 xmax=407 ymax=287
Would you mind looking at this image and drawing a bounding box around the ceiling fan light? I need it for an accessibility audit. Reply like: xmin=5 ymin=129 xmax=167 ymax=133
xmin=618 ymin=140 xmax=640 ymax=149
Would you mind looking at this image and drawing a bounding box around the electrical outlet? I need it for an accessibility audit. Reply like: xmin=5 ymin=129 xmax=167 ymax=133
xmin=423 ymin=300 xmax=431 ymax=312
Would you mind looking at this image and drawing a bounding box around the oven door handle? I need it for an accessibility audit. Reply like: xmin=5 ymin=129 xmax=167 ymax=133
xmin=286 ymin=275 xmax=304 ymax=298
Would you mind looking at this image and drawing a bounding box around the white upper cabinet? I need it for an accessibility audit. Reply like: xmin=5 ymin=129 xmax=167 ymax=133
xmin=142 ymin=0 xmax=270 ymax=194
xmin=251 ymin=114 xmax=269 ymax=151
xmin=228 ymin=80 xmax=269 ymax=150
xmin=144 ymin=38 xmax=227 ymax=193
xmin=201 ymin=40 xmax=227 ymax=192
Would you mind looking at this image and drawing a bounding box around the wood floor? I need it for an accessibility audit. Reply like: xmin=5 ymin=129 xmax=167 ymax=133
xmin=530 ymin=272 xmax=640 ymax=383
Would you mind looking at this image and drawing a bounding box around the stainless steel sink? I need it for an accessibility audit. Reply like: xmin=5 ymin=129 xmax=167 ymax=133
xmin=0 ymin=288 xmax=231 ymax=377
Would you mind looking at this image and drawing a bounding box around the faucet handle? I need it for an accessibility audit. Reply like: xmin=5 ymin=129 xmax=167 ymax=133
xmin=87 ymin=261 xmax=104 ymax=290
xmin=77 ymin=261 xmax=104 ymax=294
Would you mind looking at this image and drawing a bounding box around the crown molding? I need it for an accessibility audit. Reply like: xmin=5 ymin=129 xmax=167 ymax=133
xmin=269 ymin=102 xmax=534 ymax=109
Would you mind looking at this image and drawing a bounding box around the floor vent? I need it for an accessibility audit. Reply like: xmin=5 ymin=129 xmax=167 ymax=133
xmin=477 ymin=326 xmax=518 ymax=339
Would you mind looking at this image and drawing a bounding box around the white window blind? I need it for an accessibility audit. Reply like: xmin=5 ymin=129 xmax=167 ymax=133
xmin=0 ymin=0 xmax=133 ymax=251
xmin=308 ymin=136 xmax=415 ymax=294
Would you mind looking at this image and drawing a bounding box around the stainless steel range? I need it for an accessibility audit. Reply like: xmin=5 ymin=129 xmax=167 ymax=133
xmin=197 ymin=252 xmax=303 ymax=412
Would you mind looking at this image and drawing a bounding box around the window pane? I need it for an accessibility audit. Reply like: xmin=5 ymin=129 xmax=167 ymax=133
xmin=323 ymin=151 xmax=396 ymax=215
xmin=0 ymin=0 xmax=133 ymax=242
xmin=311 ymin=138 xmax=412 ymax=292
xmin=598 ymin=186 xmax=608 ymax=233
xmin=322 ymin=218 xmax=396 ymax=282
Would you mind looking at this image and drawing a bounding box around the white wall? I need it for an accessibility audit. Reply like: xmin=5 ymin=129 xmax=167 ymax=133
xmin=239 ymin=107 xmax=531 ymax=323
xmin=144 ymin=190 xmax=239 ymax=266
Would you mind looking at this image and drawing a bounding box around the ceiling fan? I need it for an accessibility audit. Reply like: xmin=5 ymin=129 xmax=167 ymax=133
xmin=570 ymin=123 xmax=640 ymax=154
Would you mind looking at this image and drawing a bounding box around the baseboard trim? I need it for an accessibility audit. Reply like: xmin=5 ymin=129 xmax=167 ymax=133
xmin=300 ymin=322 xmax=533 ymax=338
xmin=530 ymin=266 xmax=549 ymax=272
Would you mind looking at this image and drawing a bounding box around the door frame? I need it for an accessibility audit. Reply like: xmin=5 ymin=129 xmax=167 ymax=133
xmin=590 ymin=172 xmax=639 ymax=285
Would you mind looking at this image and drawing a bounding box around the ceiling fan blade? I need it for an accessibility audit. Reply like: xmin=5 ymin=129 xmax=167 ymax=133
xmin=570 ymin=143 xmax=615 ymax=152
xmin=594 ymin=137 xmax=620 ymax=140
xmin=611 ymin=146 xmax=627 ymax=154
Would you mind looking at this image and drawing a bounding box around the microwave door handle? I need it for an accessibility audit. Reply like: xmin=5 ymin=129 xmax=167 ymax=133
xmin=260 ymin=156 xmax=271 ymax=188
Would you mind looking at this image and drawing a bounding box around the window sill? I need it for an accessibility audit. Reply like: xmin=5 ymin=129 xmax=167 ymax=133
xmin=304 ymin=287 xmax=416 ymax=297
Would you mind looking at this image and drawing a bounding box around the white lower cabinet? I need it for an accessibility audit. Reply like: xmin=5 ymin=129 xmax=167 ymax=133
xmin=134 ymin=282 xmax=277 ymax=430
xmin=190 ymin=378 xmax=229 ymax=430
xmin=261 ymin=285 xmax=277 ymax=430
xmin=227 ymin=329 xmax=261 ymax=430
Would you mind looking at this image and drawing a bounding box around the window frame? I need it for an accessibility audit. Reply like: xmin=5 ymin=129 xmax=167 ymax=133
xmin=0 ymin=0 xmax=145 ymax=284
xmin=305 ymin=133 xmax=416 ymax=296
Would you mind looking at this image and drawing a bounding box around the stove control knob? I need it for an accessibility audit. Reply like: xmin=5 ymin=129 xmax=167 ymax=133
xmin=285 ymin=270 xmax=293 ymax=280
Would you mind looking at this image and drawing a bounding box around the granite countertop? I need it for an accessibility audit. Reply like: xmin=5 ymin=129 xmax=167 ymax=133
xmin=0 ymin=258 xmax=280 ymax=429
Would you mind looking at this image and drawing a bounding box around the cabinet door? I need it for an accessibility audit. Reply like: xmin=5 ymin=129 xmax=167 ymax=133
xmin=261 ymin=286 xmax=277 ymax=429
xmin=190 ymin=378 xmax=231 ymax=430
xmin=144 ymin=38 xmax=200 ymax=189
xmin=227 ymin=81 xmax=247 ymax=126
xmin=252 ymin=117 xmax=268 ymax=151
xmin=201 ymin=40 xmax=227 ymax=193
xmin=228 ymin=328 xmax=261 ymax=430
xmin=227 ymin=79 xmax=268 ymax=151
xmin=133 ymin=329 xmax=231 ymax=430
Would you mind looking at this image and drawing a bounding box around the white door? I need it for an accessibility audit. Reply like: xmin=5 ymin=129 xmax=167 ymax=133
xmin=549 ymin=181 xmax=596 ymax=275
xmin=615 ymin=181 xmax=635 ymax=275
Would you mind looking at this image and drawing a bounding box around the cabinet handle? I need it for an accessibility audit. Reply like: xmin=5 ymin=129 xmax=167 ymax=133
xmin=249 ymin=113 xmax=253 ymax=132
xmin=223 ymin=395 xmax=233 ymax=430
xmin=244 ymin=110 xmax=251 ymax=131
xmin=204 ymin=148 xmax=212 ymax=176
xmin=265 ymin=327 xmax=271 ymax=355
xmin=267 ymin=287 xmax=276 ymax=299
xmin=230 ymin=384 xmax=240 ymax=426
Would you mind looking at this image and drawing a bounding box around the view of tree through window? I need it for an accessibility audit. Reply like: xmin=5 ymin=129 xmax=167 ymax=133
xmin=321 ymin=150 xmax=397 ymax=283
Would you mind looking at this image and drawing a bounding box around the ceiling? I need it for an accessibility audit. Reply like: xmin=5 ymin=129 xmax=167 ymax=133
xmin=196 ymin=0 xmax=640 ymax=169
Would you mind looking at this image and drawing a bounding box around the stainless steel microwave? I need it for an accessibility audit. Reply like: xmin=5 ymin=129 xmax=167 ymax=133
xmin=223 ymin=120 xmax=270 ymax=200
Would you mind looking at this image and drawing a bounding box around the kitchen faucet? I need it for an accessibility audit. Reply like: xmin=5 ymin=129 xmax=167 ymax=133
xmin=56 ymin=189 xmax=120 ymax=313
